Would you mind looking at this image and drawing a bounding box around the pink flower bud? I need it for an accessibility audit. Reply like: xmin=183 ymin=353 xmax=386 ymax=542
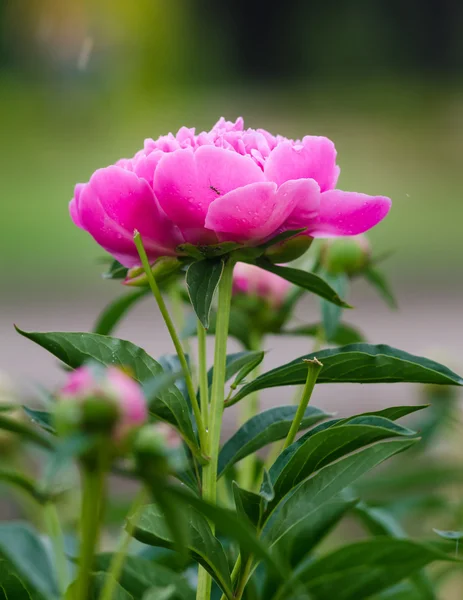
xmin=70 ymin=118 xmax=391 ymax=267
xmin=56 ymin=365 xmax=148 ymax=443
xmin=232 ymin=262 xmax=291 ymax=308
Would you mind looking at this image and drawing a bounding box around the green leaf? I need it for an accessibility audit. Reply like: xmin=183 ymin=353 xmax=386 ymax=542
xmin=186 ymin=259 xmax=224 ymax=329
xmin=284 ymin=322 xmax=365 ymax=345
xmin=228 ymin=344 xmax=463 ymax=405
xmin=218 ymin=405 xmax=330 ymax=478
xmin=15 ymin=329 xmax=163 ymax=384
xmin=181 ymin=308 xmax=253 ymax=349
xmin=255 ymin=260 xmax=351 ymax=307
xmin=258 ymin=228 xmax=307 ymax=250
xmin=65 ymin=573 xmax=134 ymax=599
xmin=142 ymin=586 xmax=176 ymax=600
xmin=130 ymin=504 xmax=233 ymax=599
xmin=0 ymin=558 xmax=45 ymax=600
xmin=433 ymin=529 xmax=463 ymax=541
xmin=265 ymin=418 xmax=416 ymax=513
xmin=278 ymin=538 xmax=456 ymax=600
xmin=0 ymin=523 xmax=59 ymax=600
xmin=103 ymin=260 xmax=129 ymax=280
xmin=364 ymin=266 xmax=397 ymax=309
xmin=260 ymin=469 xmax=275 ymax=505
xmin=232 ymin=483 xmax=262 ymax=528
xmin=229 ymin=352 xmax=266 ymax=391
xmin=22 ymin=408 xmax=55 ymax=435
xmin=93 ymin=554 xmax=195 ymax=599
xmin=93 ymin=290 xmax=148 ymax=336
xmin=0 ymin=470 xmax=49 ymax=504
xmin=0 ymin=414 xmax=53 ymax=450
xmin=167 ymin=486 xmax=287 ymax=581
xmin=208 ymin=351 xmax=265 ymax=390
xmin=320 ymin=272 xmax=349 ymax=342
xmin=261 ymin=437 xmax=418 ymax=548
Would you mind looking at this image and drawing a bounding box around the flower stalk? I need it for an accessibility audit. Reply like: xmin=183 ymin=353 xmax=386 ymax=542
xmin=283 ymin=358 xmax=323 ymax=450
xmin=134 ymin=231 xmax=208 ymax=455
xmin=196 ymin=257 xmax=235 ymax=600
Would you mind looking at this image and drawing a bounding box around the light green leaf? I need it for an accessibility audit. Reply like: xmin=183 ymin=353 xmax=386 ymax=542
xmin=433 ymin=529 xmax=463 ymax=541
xmin=0 ymin=470 xmax=49 ymax=504
xmin=228 ymin=344 xmax=463 ymax=405
xmin=186 ymin=259 xmax=224 ymax=329
xmin=218 ymin=405 xmax=330 ymax=477
xmin=255 ymin=260 xmax=351 ymax=307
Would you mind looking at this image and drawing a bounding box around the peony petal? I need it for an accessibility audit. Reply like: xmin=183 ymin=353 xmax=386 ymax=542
xmin=69 ymin=183 xmax=85 ymax=228
xmin=278 ymin=178 xmax=321 ymax=231
xmin=205 ymin=179 xmax=308 ymax=243
xmin=78 ymin=166 xmax=182 ymax=266
xmin=307 ymin=190 xmax=392 ymax=238
xmin=153 ymin=146 xmax=265 ymax=242
xmin=264 ymin=137 xmax=340 ymax=192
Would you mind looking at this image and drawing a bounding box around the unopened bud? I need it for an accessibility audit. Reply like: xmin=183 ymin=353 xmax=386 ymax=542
xmin=233 ymin=262 xmax=291 ymax=309
xmin=320 ymin=235 xmax=371 ymax=275
xmin=134 ymin=423 xmax=184 ymax=478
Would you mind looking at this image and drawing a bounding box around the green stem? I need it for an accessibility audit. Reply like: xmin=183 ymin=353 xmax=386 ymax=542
xmin=76 ymin=465 xmax=106 ymax=600
xmin=43 ymin=503 xmax=69 ymax=596
xmin=134 ymin=232 xmax=208 ymax=455
xmin=219 ymin=556 xmax=242 ymax=600
xmin=234 ymin=556 xmax=254 ymax=600
xmin=196 ymin=257 xmax=235 ymax=600
xmin=237 ymin=330 xmax=262 ymax=491
xmin=99 ymin=487 xmax=148 ymax=600
xmin=282 ymin=358 xmax=323 ymax=450
xmin=197 ymin=321 xmax=209 ymax=431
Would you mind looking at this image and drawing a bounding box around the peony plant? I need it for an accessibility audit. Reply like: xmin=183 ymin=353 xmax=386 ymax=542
xmin=2 ymin=117 xmax=463 ymax=600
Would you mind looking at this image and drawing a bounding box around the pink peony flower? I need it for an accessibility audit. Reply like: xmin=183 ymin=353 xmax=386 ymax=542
xmin=233 ymin=262 xmax=291 ymax=307
xmin=70 ymin=117 xmax=391 ymax=267
xmin=58 ymin=365 xmax=148 ymax=441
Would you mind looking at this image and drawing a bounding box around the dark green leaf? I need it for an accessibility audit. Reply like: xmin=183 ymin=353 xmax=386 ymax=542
xmin=364 ymin=266 xmax=397 ymax=309
xmin=0 ymin=414 xmax=53 ymax=450
xmin=229 ymin=352 xmax=266 ymax=391
xmin=278 ymin=538 xmax=456 ymax=600
xmin=255 ymin=260 xmax=351 ymax=307
xmin=284 ymin=322 xmax=365 ymax=345
xmin=103 ymin=260 xmax=129 ymax=280
xmin=228 ymin=344 xmax=463 ymax=405
xmin=15 ymin=329 xmax=163 ymax=384
xmin=93 ymin=290 xmax=148 ymax=336
xmin=93 ymin=554 xmax=195 ymax=599
xmin=232 ymin=483 xmax=262 ymax=528
xmin=265 ymin=418 xmax=416 ymax=513
xmin=130 ymin=504 xmax=233 ymax=598
xmin=320 ymin=272 xmax=349 ymax=342
xmin=260 ymin=469 xmax=275 ymax=505
xmin=258 ymin=229 xmax=307 ymax=250
xmin=0 ymin=523 xmax=59 ymax=600
xmin=22 ymin=408 xmax=55 ymax=434
xmin=186 ymin=259 xmax=224 ymax=329
xmin=218 ymin=405 xmax=330 ymax=478
xmin=261 ymin=437 xmax=418 ymax=547
xmin=65 ymin=573 xmax=133 ymax=599
xmin=0 ymin=558 xmax=45 ymax=600
xmin=208 ymin=352 xmax=265 ymax=390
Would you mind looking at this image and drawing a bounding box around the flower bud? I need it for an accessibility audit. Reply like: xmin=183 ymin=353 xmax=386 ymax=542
xmin=320 ymin=235 xmax=371 ymax=275
xmin=233 ymin=262 xmax=291 ymax=309
xmin=55 ymin=365 xmax=148 ymax=448
xmin=134 ymin=423 xmax=184 ymax=479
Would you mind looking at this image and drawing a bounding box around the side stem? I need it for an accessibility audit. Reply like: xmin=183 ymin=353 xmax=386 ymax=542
xmin=282 ymin=358 xmax=323 ymax=450
xmin=134 ymin=232 xmax=207 ymax=454
xmin=197 ymin=321 xmax=209 ymax=431
xmin=196 ymin=257 xmax=235 ymax=600
xmin=43 ymin=503 xmax=69 ymax=596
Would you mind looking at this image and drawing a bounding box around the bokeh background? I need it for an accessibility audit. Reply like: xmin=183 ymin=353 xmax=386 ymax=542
xmin=1 ymin=1 xmax=463 ymax=596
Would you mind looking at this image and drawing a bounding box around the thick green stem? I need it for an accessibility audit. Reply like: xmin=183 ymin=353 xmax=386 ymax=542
xmin=197 ymin=321 xmax=209 ymax=431
xmin=43 ymin=503 xmax=69 ymax=595
xmin=75 ymin=465 xmax=106 ymax=600
xmin=99 ymin=487 xmax=148 ymax=600
xmin=196 ymin=257 xmax=235 ymax=600
xmin=237 ymin=330 xmax=262 ymax=491
xmin=134 ymin=232 xmax=207 ymax=454
xmin=282 ymin=358 xmax=323 ymax=450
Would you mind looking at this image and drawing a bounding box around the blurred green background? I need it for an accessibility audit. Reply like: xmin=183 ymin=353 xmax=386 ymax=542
xmin=2 ymin=0 xmax=463 ymax=293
